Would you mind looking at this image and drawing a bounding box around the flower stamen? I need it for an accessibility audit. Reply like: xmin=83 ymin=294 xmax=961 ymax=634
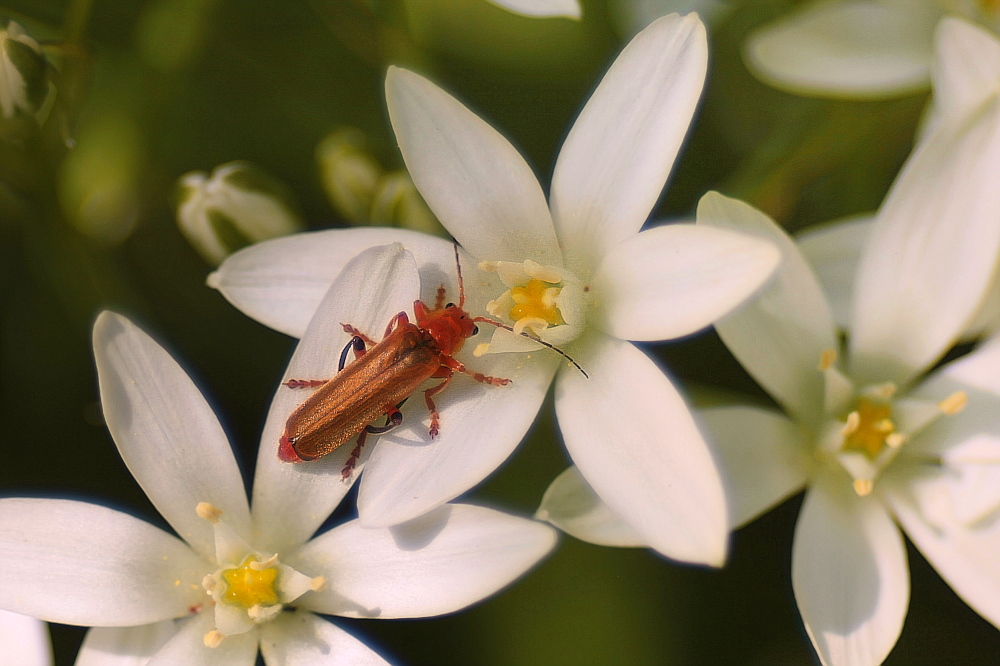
xmin=939 ymin=391 xmax=968 ymax=416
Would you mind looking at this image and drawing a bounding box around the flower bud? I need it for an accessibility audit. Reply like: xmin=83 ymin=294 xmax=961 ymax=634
xmin=175 ymin=161 xmax=303 ymax=265
xmin=370 ymin=170 xmax=445 ymax=236
xmin=316 ymin=128 xmax=382 ymax=224
xmin=0 ymin=21 xmax=49 ymax=119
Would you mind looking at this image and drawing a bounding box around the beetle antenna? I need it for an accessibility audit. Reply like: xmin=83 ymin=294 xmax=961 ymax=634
xmin=452 ymin=241 xmax=466 ymax=309
xmin=473 ymin=316 xmax=589 ymax=378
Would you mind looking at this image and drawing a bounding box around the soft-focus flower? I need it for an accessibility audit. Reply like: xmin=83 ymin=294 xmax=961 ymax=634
xmin=485 ymin=0 xmax=581 ymax=19
xmin=0 ymin=20 xmax=48 ymax=119
xmin=538 ymin=26 xmax=1000 ymax=660
xmin=0 ymin=609 xmax=52 ymax=666
xmin=744 ymin=0 xmax=999 ymax=98
xmin=175 ymin=161 xmax=304 ymax=265
xmin=210 ymin=14 xmax=780 ymax=566
xmin=0 ymin=299 xmax=556 ymax=664
xmin=612 ymin=0 xmax=730 ymax=37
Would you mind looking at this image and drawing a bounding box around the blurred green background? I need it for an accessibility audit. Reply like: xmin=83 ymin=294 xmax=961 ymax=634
xmin=2 ymin=0 xmax=998 ymax=663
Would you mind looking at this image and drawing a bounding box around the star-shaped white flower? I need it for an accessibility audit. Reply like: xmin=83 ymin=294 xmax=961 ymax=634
xmin=744 ymin=0 xmax=999 ymax=98
xmin=210 ymin=14 xmax=780 ymax=566
xmin=538 ymin=20 xmax=1000 ymax=662
xmin=0 ymin=294 xmax=556 ymax=664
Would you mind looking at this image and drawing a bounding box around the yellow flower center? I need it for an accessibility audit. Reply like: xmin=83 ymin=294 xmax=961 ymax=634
xmin=840 ymin=398 xmax=899 ymax=460
xmin=221 ymin=556 xmax=279 ymax=608
xmin=509 ymin=279 xmax=564 ymax=328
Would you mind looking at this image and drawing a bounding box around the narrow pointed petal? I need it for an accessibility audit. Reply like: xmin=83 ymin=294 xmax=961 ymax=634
xmin=795 ymin=215 xmax=874 ymax=331
xmin=94 ymin=312 xmax=251 ymax=561
xmin=744 ymin=0 xmax=940 ymax=98
xmin=209 ymin=228 xmax=457 ymax=338
xmin=260 ymin=612 xmax=390 ymax=665
xmin=792 ymin=480 xmax=909 ymax=666
xmin=595 ymin=221 xmax=780 ymax=341
xmin=550 ymin=13 xmax=708 ymax=271
xmin=932 ymin=18 xmax=1000 ymax=121
xmin=294 ymin=505 xmax=557 ymax=619
xmin=76 ymin=621 xmax=180 ymax=666
xmin=385 ymin=67 xmax=561 ymax=266
xmin=698 ymin=192 xmax=837 ymax=422
xmin=145 ymin=611 xmax=257 ymax=666
xmin=0 ymin=610 xmax=51 ymax=666
xmin=252 ymin=244 xmax=420 ymax=553
xmin=536 ymin=466 xmax=648 ymax=547
xmin=850 ymin=94 xmax=1000 ymax=386
xmin=356 ymin=354 xmax=557 ymax=527
xmin=885 ymin=478 xmax=1000 ymax=629
xmin=0 ymin=499 xmax=206 ymax=626
xmin=555 ymin=335 xmax=728 ymax=565
xmin=700 ymin=406 xmax=810 ymax=528
xmin=485 ymin=0 xmax=581 ymax=19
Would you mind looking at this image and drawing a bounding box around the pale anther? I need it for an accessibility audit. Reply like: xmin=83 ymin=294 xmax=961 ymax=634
xmin=886 ymin=433 xmax=906 ymax=448
xmin=872 ymin=382 xmax=897 ymax=399
xmin=523 ymin=259 xmax=561 ymax=283
xmin=853 ymin=479 xmax=874 ymax=496
xmin=196 ymin=502 xmax=223 ymax=523
xmin=249 ymin=554 xmax=278 ymax=571
xmin=473 ymin=343 xmax=490 ymax=357
xmin=203 ymin=630 xmax=224 ymax=648
xmin=939 ymin=391 xmax=968 ymax=416
xmin=839 ymin=411 xmax=860 ymax=436
xmin=875 ymin=419 xmax=894 ymax=433
xmin=310 ymin=575 xmax=327 ymax=592
xmin=248 ymin=604 xmax=282 ymax=623
xmin=818 ymin=348 xmax=837 ymax=371
xmin=202 ymin=574 xmax=217 ymax=592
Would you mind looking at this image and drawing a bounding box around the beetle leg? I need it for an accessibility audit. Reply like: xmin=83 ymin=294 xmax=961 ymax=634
xmin=440 ymin=355 xmax=511 ymax=387
xmin=383 ymin=311 xmax=410 ymax=338
xmin=423 ymin=371 xmax=454 ymax=438
xmin=341 ymin=324 xmax=377 ymax=347
xmin=340 ymin=430 xmax=368 ymax=482
xmin=282 ymin=379 xmax=328 ymax=389
xmin=335 ymin=335 xmax=368 ymax=372
xmin=365 ymin=404 xmax=404 ymax=434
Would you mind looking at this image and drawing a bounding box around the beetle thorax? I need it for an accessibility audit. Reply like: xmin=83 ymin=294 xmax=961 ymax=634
xmin=419 ymin=305 xmax=476 ymax=357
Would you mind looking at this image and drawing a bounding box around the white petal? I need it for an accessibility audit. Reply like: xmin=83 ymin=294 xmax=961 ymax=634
xmin=356 ymin=353 xmax=557 ymax=527
xmin=932 ymin=17 xmax=1000 ymax=121
xmin=885 ymin=479 xmax=1000 ymax=628
xmin=933 ymin=332 xmax=1000 ymax=396
xmin=744 ymin=0 xmax=940 ymax=98
xmin=535 ymin=466 xmax=648 ymax=547
xmin=252 ymin=244 xmax=421 ymax=553
xmin=76 ymin=621 xmax=180 ymax=666
xmin=93 ymin=312 xmax=251 ymax=561
xmin=259 ymin=611 xmax=390 ymax=665
xmin=699 ymin=406 xmax=810 ymax=528
xmin=850 ymin=95 xmax=1000 ymax=385
xmin=484 ymin=0 xmax=581 ymax=19
xmin=698 ymin=192 xmax=837 ymax=422
xmin=0 ymin=499 xmax=206 ymax=626
xmin=145 ymin=611 xmax=257 ymax=666
xmin=0 ymin=610 xmax=51 ymax=666
xmin=385 ymin=67 xmax=561 ymax=266
xmin=795 ymin=214 xmax=874 ymax=331
xmin=555 ymin=335 xmax=728 ymax=565
xmin=550 ymin=13 xmax=708 ymax=272
xmin=293 ymin=504 xmax=557 ymax=619
xmin=792 ymin=479 xmax=909 ymax=666
xmin=209 ymin=228 xmax=456 ymax=338
xmin=595 ymin=221 xmax=780 ymax=341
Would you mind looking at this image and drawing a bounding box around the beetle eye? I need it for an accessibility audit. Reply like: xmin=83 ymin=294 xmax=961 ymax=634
xmin=472 ymin=325 xmax=479 ymax=335
xmin=446 ymin=302 xmax=455 ymax=308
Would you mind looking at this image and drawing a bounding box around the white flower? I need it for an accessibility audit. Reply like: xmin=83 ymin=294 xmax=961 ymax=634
xmin=485 ymin=0 xmax=581 ymax=19
xmin=175 ymin=161 xmax=304 ymax=265
xmin=0 ymin=610 xmax=51 ymax=666
xmin=0 ymin=21 xmax=48 ymax=119
xmin=209 ymin=14 xmax=780 ymax=566
xmin=538 ymin=21 xmax=1000 ymax=661
xmin=0 ymin=298 xmax=556 ymax=664
xmin=744 ymin=0 xmax=999 ymax=98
